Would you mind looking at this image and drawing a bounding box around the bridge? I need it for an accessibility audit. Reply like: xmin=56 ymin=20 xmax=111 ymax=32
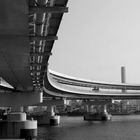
xmin=44 ymin=68 xmax=140 ymax=100
xmin=0 ymin=0 xmax=140 ymax=139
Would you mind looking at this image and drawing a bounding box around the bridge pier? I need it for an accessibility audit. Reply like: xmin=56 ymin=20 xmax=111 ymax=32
xmin=33 ymin=99 xmax=65 ymax=126
xmin=83 ymin=100 xmax=112 ymax=121
xmin=35 ymin=105 xmax=60 ymax=126
xmin=0 ymin=107 xmax=37 ymax=139
xmin=0 ymin=91 xmax=42 ymax=139
xmin=48 ymin=105 xmax=60 ymax=126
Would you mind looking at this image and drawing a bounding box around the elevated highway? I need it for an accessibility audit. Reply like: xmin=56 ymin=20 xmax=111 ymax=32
xmin=0 ymin=1 xmax=69 ymax=138
xmin=0 ymin=0 xmax=69 ymax=107
xmin=43 ymin=69 xmax=140 ymax=100
xmin=0 ymin=0 xmax=140 ymax=102
xmin=0 ymin=0 xmax=140 ymax=137
xmin=0 ymin=0 xmax=68 ymax=93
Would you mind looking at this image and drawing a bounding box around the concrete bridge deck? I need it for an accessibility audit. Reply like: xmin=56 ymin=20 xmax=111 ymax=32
xmin=0 ymin=0 xmax=68 ymax=93
xmin=43 ymin=69 xmax=140 ymax=100
xmin=0 ymin=0 xmax=140 ymax=102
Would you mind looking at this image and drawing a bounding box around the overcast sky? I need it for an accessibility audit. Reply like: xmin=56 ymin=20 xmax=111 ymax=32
xmin=49 ymin=0 xmax=140 ymax=84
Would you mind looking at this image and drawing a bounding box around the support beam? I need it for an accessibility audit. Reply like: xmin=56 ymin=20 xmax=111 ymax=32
xmin=32 ymin=76 xmax=44 ymax=80
xmin=0 ymin=34 xmax=57 ymax=41
xmin=0 ymin=91 xmax=43 ymax=107
xmin=32 ymin=78 xmax=43 ymax=81
xmin=30 ymin=35 xmax=58 ymax=41
xmin=30 ymin=52 xmax=52 ymax=56
xmin=30 ymin=6 xmax=68 ymax=14
xmin=30 ymin=63 xmax=47 ymax=67
xmin=32 ymin=81 xmax=43 ymax=85
xmin=31 ymin=75 xmax=44 ymax=78
xmin=35 ymin=99 xmax=65 ymax=106
xmin=31 ymin=74 xmax=44 ymax=77
xmin=31 ymin=69 xmax=44 ymax=73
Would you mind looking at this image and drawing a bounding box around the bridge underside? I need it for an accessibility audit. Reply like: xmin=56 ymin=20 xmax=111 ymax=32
xmin=0 ymin=0 xmax=32 ymax=91
xmin=0 ymin=0 xmax=140 ymax=104
xmin=0 ymin=0 xmax=69 ymax=106
xmin=0 ymin=0 xmax=68 ymax=93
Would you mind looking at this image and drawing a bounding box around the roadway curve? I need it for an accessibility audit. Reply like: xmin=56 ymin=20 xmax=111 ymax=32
xmin=43 ymin=68 xmax=140 ymax=100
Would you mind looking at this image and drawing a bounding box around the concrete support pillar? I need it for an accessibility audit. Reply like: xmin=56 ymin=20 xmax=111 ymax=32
xmin=37 ymin=105 xmax=60 ymax=126
xmin=98 ymin=104 xmax=107 ymax=114
xmin=33 ymin=99 xmax=65 ymax=125
xmin=11 ymin=106 xmax=24 ymax=112
xmin=85 ymin=104 xmax=95 ymax=113
xmin=86 ymin=104 xmax=89 ymax=113
xmin=0 ymin=109 xmax=37 ymax=139
xmin=83 ymin=101 xmax=112 ymax=121
xmin=103 ymin=104 xmax=107 ymax=114
xmin=24 ymin=106 xmax=29 ymax=113
xmin=8 ymin=106 xmax=26 ymax=122
xmin=50 ymin=105 xmax=55 ymax=116
xmin=0 ymin=90 xmax=43 ymax=139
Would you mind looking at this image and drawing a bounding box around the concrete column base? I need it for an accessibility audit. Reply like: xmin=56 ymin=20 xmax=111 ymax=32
xmin=83 ymin=112 xmax=112 ymax=121
xmin=50 ymin=115 xmax=60 ymax=126
xmin=0 ymin=112 xmax=37 ymax=139
xmin=36 ymin=113 xmax=60 ymax=126
xmin=36 ymin=105 xmax=60 ymax=126
xmin=83 ymin=104 xmax=112 ymax=121
xmin=0 ymin=120 xmax=37 ymax=139
xmin=7 ymin=112 xmax=26 ymax=121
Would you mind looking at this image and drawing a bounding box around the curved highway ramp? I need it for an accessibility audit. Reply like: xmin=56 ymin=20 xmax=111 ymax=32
xmin=43 ymin=68 xmax=140 ymax=100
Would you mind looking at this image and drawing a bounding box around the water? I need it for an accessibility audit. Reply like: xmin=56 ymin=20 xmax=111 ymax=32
xmin=37 ymin=115 xmax=140 ymax=140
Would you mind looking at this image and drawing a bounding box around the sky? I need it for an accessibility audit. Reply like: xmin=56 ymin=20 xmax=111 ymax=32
xmin=49 ymin=0 xmax=140 ymax=84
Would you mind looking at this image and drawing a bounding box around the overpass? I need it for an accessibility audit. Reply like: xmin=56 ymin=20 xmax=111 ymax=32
xmin=43 ymin=68 xmax=140 ymax=100
xmin=0 ymin=0 xmax=69 ymax=138
xmin=0 ymin=0 xmax=140 ymax=109
xmin=0 ymin=0 xmax=68 ymax=106
xmin=0 ymin=0 xmax=140 ymax=139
